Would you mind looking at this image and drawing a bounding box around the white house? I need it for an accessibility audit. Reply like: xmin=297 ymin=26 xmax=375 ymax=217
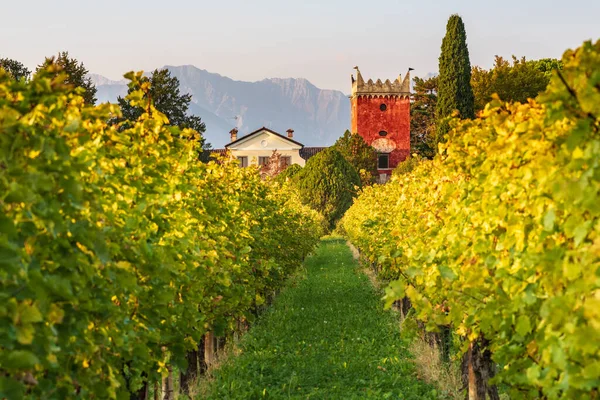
xmin=212 ymin=127 xmax=325 ymax=167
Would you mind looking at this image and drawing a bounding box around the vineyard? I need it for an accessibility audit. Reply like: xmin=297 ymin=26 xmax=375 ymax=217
xmin=204 ymin=239 xmax=437 ymax=399
xmin=0 ymin=66 xmax=324 ymax=398
xmin=342 ymin=40 xmax=600 ymax=399
xmin=1 ymin=34 xmax=599 ymax=400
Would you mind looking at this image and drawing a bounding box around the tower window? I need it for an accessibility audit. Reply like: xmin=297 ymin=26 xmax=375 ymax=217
xmin=379 ymin=130 xmax=388 ymax=137
xmin=378 ymin=153 xmax=389 ymax=169
xmin=380 ymin=104 xmax=387 ymax=111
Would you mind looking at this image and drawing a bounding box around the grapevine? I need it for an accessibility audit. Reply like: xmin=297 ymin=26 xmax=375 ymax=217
xmin=0 ymin=66 xmax=323 ymax=398
xmin=342 ymin=40 xmax=600 ymax=399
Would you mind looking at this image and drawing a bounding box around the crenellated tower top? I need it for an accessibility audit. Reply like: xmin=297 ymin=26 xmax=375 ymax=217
xmin=350 ymin=66 xmax=411 ymax=98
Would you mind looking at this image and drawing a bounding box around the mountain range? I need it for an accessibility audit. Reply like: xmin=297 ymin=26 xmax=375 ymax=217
xmin=90 ymin=67 xmax=351 ymax=148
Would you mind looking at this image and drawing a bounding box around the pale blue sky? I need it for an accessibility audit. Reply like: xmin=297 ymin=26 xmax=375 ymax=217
xmin=2 ymin=0 xmax=598 ymax=91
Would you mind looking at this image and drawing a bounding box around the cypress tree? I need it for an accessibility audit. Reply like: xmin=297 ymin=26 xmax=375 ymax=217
xmin=436 ymin=14 xmax=475 ymax=140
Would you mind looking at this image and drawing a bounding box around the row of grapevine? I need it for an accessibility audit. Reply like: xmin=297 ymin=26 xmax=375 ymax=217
xmin=342 ymin=40 xmax=600 ymax=399
xmin=0 ymin=65 xmax=324 ymax=398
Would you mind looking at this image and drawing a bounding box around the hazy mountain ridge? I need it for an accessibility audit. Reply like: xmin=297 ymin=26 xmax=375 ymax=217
xmin=88 ymin=73 xmax=127 ymax=86
xmin=91 ymin=66 xmax=351 ymax=147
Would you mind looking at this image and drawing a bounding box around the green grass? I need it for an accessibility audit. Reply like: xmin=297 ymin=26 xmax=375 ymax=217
xmin=204 ymin=238 xmax=437 ymax=399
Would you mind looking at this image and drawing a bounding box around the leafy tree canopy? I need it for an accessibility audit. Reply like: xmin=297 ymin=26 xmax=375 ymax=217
xmin=116 ymin=68 xmax=207 ymax=149
xmin=530 ymin=58 xmax=563 ymax=78
xmin=472 ymin=56 xmax=562 ymax=111
xmin=436 ymin=14 xmax=475 ymax=139
xmin=410 ymin=76 xmax=438 ymax=158
xmin=413 ymin=55 xmax=561 ymax=154
xmin=0 ymin=58 xmax=30 ymax=81
xmin=295 ymin=147 xmax=361 ymax=230
xmin=333 ymin=130 xmax=378 ymax=185
xmin=37 ymin=51 xmax=97 ymax=105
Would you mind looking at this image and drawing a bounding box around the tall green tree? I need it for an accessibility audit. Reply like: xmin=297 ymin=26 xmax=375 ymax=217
xmin=471 ymin=56 xmax=560 ymax=111
xmin=116 ymin=69 xmax=207 ymax=149
xmin=436 ymin=14 xmax=474 ymax=140
xmin=295 ymin=147 xmax=360 ymax=230
xmin=410 ymin=75 xmax=438 ymax=158
xmin=0 ymin=58 xmax=30 ymax=81
xmin=38 ymin=51 xmax=97 ymax=105
xmin=333 ymin=130 xmax=378 ymax=185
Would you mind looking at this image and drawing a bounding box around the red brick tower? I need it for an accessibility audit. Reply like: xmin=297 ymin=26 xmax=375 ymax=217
xmin=350 ymin=67 xmax=411 ymax=181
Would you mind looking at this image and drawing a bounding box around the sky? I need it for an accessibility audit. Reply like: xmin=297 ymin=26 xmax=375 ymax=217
xmin=2 ymin=0 xmax=599 ymax=92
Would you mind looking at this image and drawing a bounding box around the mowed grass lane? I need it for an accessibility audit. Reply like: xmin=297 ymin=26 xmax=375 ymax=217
xmin=204 ymin=238 xmax=435 ymax=399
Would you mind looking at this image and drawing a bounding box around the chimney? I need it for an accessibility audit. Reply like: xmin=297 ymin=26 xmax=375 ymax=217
xmin=229 ymin=128 xmax=238 ymax=142
xmin=286 ymin=129 xmax=294 ymax=139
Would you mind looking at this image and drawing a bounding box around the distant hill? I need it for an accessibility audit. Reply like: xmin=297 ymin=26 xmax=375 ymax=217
xmin=91 ymin=66 xmax=351 ymax=147
xmin=88 ymin=73 xmax=127 ymax=87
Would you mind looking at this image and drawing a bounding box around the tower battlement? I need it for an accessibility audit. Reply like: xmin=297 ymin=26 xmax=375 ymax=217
xmin=351 ymin=66 xmax=411 ymax=98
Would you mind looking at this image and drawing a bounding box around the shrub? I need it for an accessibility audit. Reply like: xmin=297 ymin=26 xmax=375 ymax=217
xmin=392 ymin=154 xmax=427 ymax=177
xmin=295 ymin=147 xmax=361 ymax=230
xmin=274 ymin=163 xmax=302 ymax=184
xmin=333 ymin=130 xmax=378 ymax=186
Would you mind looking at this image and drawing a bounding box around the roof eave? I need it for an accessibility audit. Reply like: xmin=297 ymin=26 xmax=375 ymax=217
xmin=225 ymin=126 xmax=304 ymax=148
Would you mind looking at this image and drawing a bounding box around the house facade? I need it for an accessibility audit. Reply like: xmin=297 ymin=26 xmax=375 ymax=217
xmin=212 ymin=127 xmax=325 ymax=167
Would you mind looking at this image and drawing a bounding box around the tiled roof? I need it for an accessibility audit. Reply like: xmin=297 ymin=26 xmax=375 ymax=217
xmin=209 ymin=149 xmax=228 ymax=160
xmin=300 ymin=147 xmax=327 ymax=160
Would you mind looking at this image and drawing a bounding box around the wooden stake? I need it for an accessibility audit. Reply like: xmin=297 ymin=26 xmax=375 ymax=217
xmin=162 ymin=364 xmax=174 ymax=400
xmin=468 ymin=342 xmax=479 ymax=400
xmin=204 ymin=331 xmax=216 ymax=368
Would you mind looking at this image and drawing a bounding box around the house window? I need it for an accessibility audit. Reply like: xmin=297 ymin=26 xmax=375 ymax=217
xmin=237 ymin=156 xmax=248 ymax=167
xmin=379 ymin=130 xmax=388 ymax=137
xmin=380 ymin=104 xmax=387 ymax=111
xmin=280 ymin=156 xmax=291 ymax=168
xmin=378 ymin=153 xmax=389 ymax=169
xmin=258 ymin=156 xmax=270 ymax=166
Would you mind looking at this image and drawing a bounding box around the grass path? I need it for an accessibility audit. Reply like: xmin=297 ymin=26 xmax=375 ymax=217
xmin=204 ymin=238 xmax=436 ymax=399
